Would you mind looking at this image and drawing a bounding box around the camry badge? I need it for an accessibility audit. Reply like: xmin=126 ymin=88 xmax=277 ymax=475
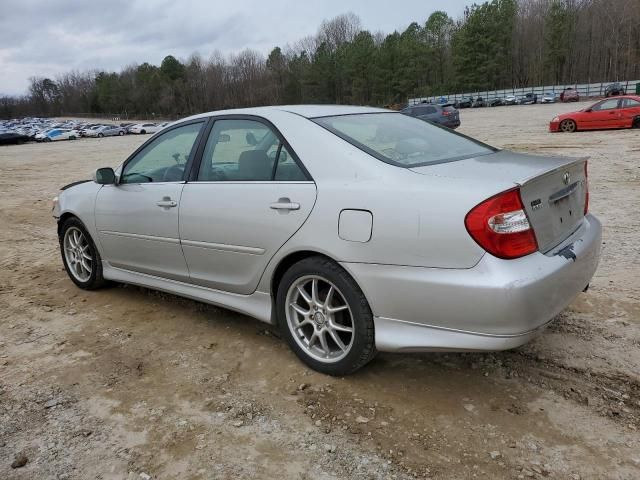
xmin=563 ymin=172 xmax=570 ymax=185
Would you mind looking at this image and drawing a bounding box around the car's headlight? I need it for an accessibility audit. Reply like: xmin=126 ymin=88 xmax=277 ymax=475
xmin=552 ymin=116 xmax=559 ymax=122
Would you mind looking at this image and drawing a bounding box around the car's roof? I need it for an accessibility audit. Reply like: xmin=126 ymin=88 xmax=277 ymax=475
xmin=182 ymin=105 xmax=390 ymax=123
xmin=597 ymin=95 xmax=640 ymax=101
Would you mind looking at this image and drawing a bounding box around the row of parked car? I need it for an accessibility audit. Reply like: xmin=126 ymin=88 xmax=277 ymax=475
xmin=454 ymin=89 xmax=579 ymax=109
xmin=0 ymin=118 xmax=171 ymax=145
xmin=450 ymin=83 xmax=628 ymax=109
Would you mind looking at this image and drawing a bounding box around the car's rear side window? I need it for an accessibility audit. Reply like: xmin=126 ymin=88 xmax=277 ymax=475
xmin=313 ymin=113 xmax=494 ymax=167
xmin=622 ymin=98 xmax=640 ymax=108
xmin=197 ymin=119 xmax=308 ymax=182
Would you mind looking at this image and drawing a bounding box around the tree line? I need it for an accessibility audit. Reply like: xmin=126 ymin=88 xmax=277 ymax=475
xmin=1 ymin=0 xmax=638 ymax=119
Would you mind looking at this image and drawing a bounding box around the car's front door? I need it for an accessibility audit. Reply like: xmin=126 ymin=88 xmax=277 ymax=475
xmin=179 ymin=117 xmax=316 ymax=294
xmin=583 ymin=98 xmax=622 ymax=129
xmin=95 ymin=120 xmax=205 ymax=281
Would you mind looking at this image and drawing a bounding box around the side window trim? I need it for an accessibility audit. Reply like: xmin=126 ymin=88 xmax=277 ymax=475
xmin=187 ymin=114 xmax=313 ymax=183
xmin=271 ymin=142 xmax=284 ymax=180
xmin=118 ymin=119 xmax=207 ymax=185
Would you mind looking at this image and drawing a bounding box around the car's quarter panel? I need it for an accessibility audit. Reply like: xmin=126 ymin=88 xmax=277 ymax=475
xmin=94 ymin=183 xmax=190 ymax=281
xmin=179 ymin=182 xmax=317 ymax=294
xmin=341 ymin=214 xmax=601 ymax=349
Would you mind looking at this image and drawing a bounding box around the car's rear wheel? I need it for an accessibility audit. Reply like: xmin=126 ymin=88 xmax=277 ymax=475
xmin=140 ymin=129 xmax=146 ymax=134
xmin=59 ymin=217 xmax=107 ymax=290
xmin=98 ymin=133 xmax=104 ymax=138
xmin=276 ymin=256 xmax=376 ymax=375
xmin=44 ymin=137 xmax=51 ymax=142
xmin=119 ymin=131 xmax=124 ymax=136
xmin=632 ymin=117 xmax=640 ymax=129
xmin=560 ymin=119 xmax=577 ymax=133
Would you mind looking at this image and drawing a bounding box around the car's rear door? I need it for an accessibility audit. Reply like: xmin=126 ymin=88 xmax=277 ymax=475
xmin=179 ymin=116 xmax=316 ymax=294
xmin=94 ymin=120 xmax=206 ymax=281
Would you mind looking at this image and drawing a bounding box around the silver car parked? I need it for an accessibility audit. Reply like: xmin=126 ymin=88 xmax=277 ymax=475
xmin=86 ymin=125 xmax=126 ymax=138
xmin=53 ymin=106 xmax=601 ymax=375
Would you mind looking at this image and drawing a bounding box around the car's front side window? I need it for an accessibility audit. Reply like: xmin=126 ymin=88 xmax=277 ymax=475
xmin=197 ymin=119 xmax=307 ymax=182
xmin=592 ymin=99 xmax=620 ymax=111
xmin=120 ymin=122 xmax=203 ymax=184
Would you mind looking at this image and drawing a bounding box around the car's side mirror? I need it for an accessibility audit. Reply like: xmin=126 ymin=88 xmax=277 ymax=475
xmin=94 ymin=167 xmax=116 ymax=185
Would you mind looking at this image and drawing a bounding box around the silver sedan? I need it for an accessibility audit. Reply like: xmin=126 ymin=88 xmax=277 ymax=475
xmin=52 ymin=106 xmax=601 ymax=375
xmin=85 ymin=125 xmax=126 ymax=138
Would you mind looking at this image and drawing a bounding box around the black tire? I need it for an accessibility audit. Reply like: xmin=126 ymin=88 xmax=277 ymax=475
xmin=118 ymin=130 xmax=124 ymax=136
xmin=140 ymin=129 xmax=146 ymax=134
xmin=632 ymin=117 xmax=640 ymax=129
xmin=59 ymin=217 xmax=108 ymax=290
xmin=44 ymin=137 xmax=52 ymax=142
xmin=560 ymin=119 xmax=577 ymax=133
xmin=98 ymin=133 xmax=104 ymax=138
xmin=69 ymin=136 xmax=76 ymax=140
xmin=276 ymin=256 xmax=376 ymax=376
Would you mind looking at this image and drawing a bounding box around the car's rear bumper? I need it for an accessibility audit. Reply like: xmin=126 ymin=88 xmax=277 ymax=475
xmin=341 ymin=214 xmax=601 ymax=352
xmin=442 ymin=120 xmax=461 ymax=129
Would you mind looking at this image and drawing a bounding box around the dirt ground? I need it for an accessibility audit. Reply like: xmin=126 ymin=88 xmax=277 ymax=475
xmin=1 ymin=102 xmax=639 ymax=480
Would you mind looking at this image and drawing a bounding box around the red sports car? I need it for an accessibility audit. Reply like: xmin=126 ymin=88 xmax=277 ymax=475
xmin=550 ymin=95 xmax=640 ymax=132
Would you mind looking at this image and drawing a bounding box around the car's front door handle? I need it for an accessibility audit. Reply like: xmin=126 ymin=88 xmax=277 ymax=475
xmin=157 ymin=197 xmax=177 ymax=208
xmin=270 ymin=198 xmax=300 ymax=211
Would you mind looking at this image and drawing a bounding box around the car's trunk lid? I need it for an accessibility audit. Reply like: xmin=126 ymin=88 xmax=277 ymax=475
xmin=410 ymin=150 xmax=588 ymax=253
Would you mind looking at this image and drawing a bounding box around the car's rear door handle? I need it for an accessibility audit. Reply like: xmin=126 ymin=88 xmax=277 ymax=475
xmin=270 ymin=198 xmax=300 ymax=211
xmin=157 ymin=197 xmax=177 ymax=208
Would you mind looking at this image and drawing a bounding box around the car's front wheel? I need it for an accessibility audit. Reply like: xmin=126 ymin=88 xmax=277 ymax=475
xmin=560 ymin=119 xmax=577 ymax=133
xmin=276 ymin=256 xmax=376 ymax=375
xmin=59 ymin=217 xmax=107 ymax=290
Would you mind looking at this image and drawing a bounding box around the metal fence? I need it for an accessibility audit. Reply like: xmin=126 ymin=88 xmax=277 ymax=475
xmin=409 ymin=80 xmax=640 ymax=105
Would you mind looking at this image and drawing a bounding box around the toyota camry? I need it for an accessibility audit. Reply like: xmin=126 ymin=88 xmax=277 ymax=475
xmin=53 ymin=106 xmax=601 ymax=375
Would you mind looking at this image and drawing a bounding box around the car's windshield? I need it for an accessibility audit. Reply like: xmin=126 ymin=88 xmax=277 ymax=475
xmin=313 ymin=113 xmax=494 ymax=167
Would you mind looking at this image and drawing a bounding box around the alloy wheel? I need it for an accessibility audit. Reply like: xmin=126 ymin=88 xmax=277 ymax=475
xmin=560 ymin=120 xmax=576 ymax=133
xmin=285 ymin=275 xmax=355 ymax=363
xmin=63 ymin=226 xmax=92 ymax=282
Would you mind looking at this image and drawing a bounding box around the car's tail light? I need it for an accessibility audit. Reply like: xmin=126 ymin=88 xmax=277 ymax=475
xmin=442 ymin=110 xmax=451 ymax=116
xmin=583 ymin=161 xmax=589 ymax=215
xmin=465 ymin=188 xmax=538 ymax=259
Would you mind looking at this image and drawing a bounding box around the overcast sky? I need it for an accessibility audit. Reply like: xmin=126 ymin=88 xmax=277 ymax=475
xmin=0 ymin=0 xmax=470 ymax=96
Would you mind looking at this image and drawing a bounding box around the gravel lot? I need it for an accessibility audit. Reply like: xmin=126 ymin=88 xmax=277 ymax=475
xmin=1 ymin=102 xmax=639 ymax=480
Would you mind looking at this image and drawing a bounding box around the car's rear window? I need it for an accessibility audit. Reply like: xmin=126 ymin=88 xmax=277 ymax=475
xmin=313 ymin=113 xmax=494 ymax=167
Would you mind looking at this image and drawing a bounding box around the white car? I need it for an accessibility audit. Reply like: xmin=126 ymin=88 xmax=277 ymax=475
xmin=129 ymin=123 xmax=160 ymax=134
xmin=35 ymin=128 xmax=80 ymax=142
xmin=504 ymin=95 xmax=518 ymax=105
